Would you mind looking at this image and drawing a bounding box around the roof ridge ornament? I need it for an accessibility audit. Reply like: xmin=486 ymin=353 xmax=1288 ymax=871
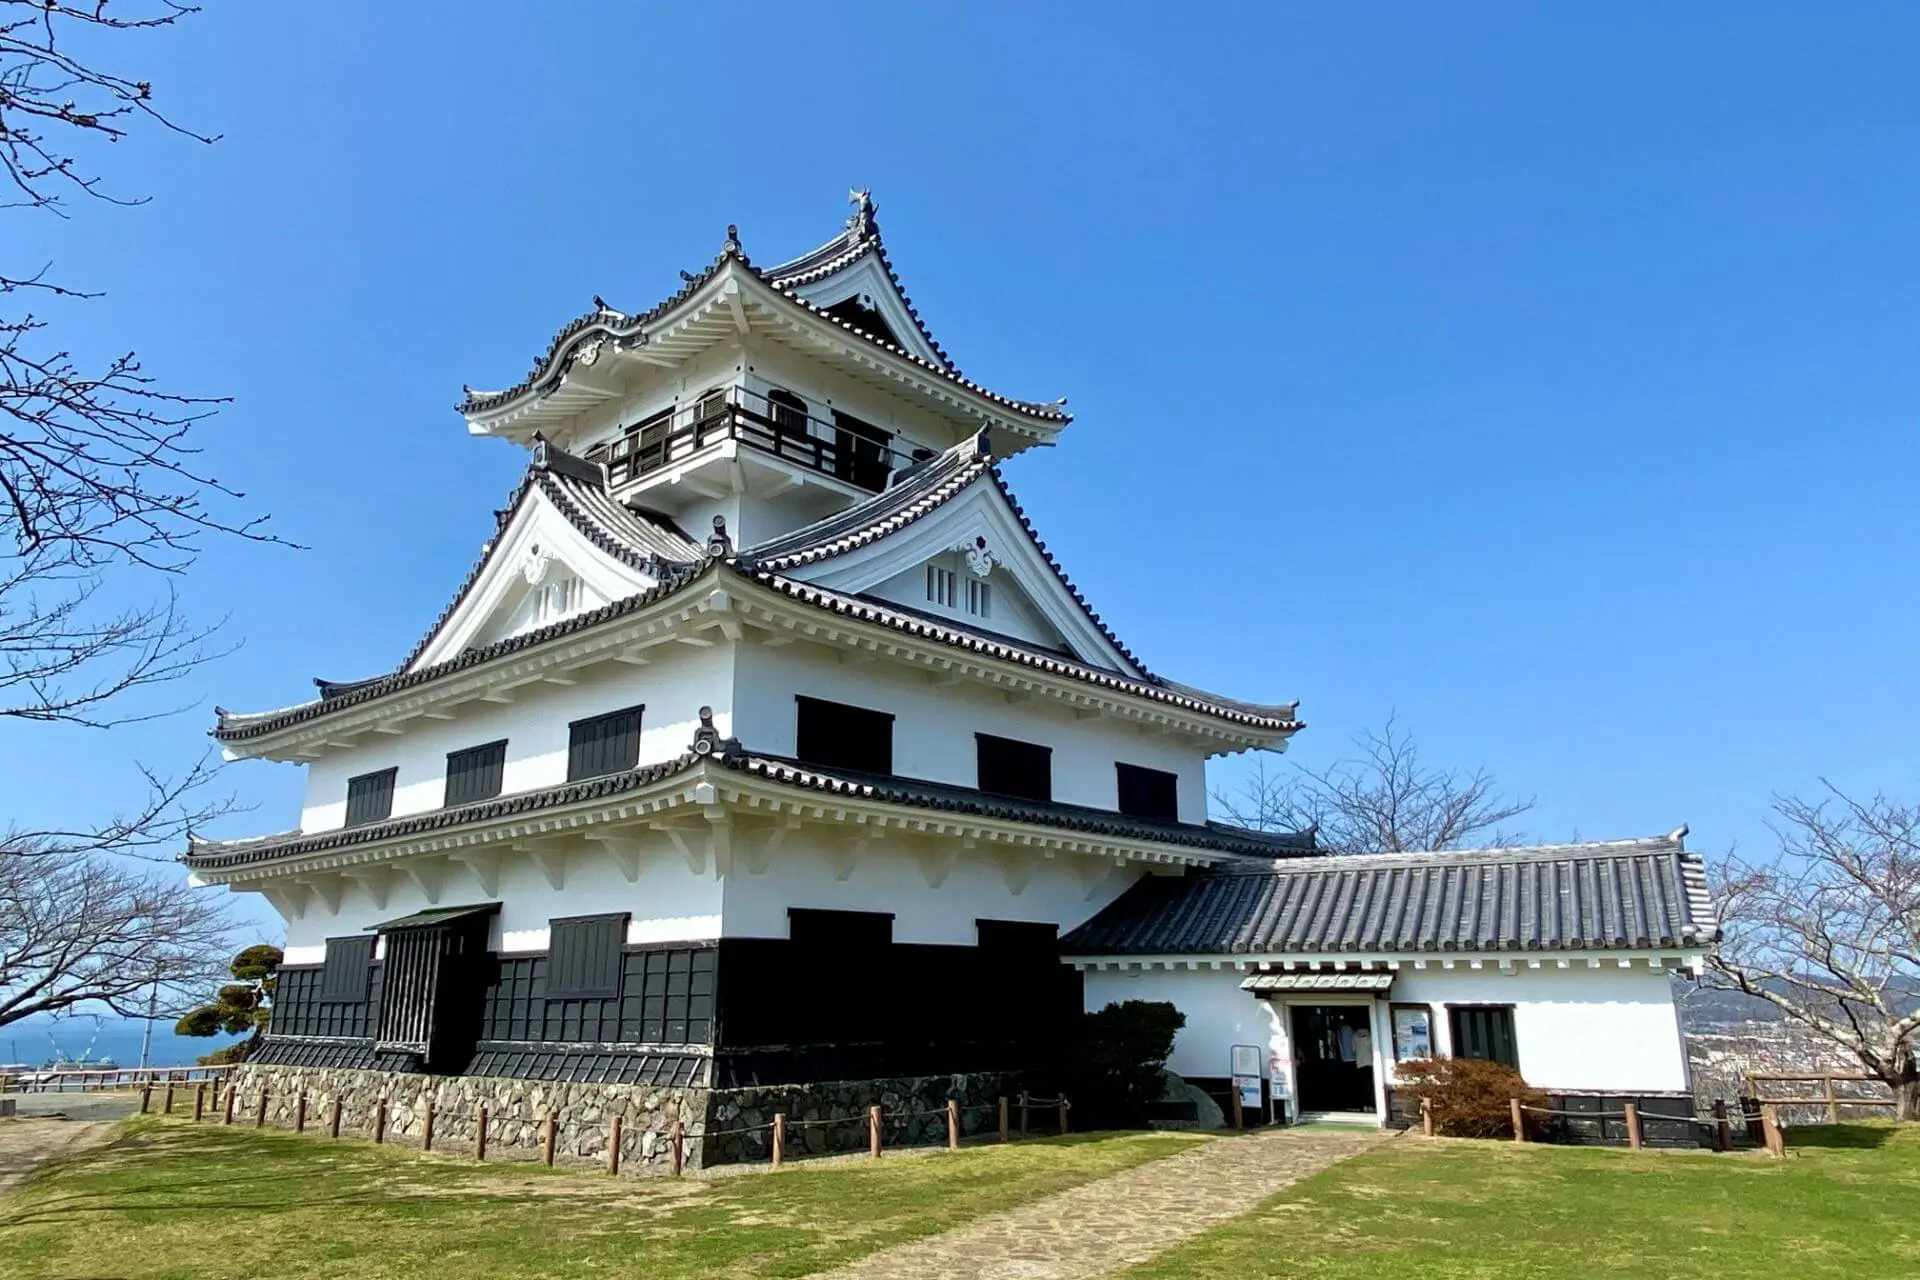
xmin=690 ymin=705 xmax=743 ymax=761
xmin=846 ymin=187 xmax=876 ymax=239
xmin=528 ymin=432 xmax=608 ymax=487
xmin=706 ymin=514 xmax=733 ymax=560
xmin=723 ymin=223 xmax=742 ymax=255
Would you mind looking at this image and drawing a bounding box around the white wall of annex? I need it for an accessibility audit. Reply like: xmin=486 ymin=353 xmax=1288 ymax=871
xmin=733 ymin=641 xmax=1211 ymax=820
xmin=1081 ymin=962 xmax=1691 ymax=1095
xmin=720 ymin=833 xmax=1155 ymax=945
xmin=297 ymin=640 xmax=733 ymax=832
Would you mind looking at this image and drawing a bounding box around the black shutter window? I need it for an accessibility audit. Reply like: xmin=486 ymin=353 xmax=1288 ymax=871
xmin=567 ymin=706 xmax=644 ymax=782
xmin=344 ymin=768 xmax=397 ymax=827
xmin=794 ymin=696 xmax=894 ymax=775
xmin=977 ymin=734 xmax=1053 ymax=802
xmin=1450 ymin=1005 xmax=1520 ymax=1070
xmin=548 ymin=914 xmax=628 ymax=1000
xmin=444 ymin=740 xmax=507 ymax=807
xmin=318 ymin=934 xmax=375 ymax=1003
xmin=1115 ymin=763 xmax=1180 ymax=821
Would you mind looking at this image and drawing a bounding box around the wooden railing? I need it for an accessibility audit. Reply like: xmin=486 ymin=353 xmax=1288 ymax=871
xmin=1744 ymin=1071 xmax=1897 ymax=1123
xmin=3 ymin=1064 xmax=231 ymax=1094
xmin=587 ymin=386 xmax=933 ymax=494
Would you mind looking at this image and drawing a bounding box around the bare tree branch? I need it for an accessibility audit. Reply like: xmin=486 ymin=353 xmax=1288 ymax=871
xmin=1706 ymin=782 xmax=1920 ymax=1120
xmin=0 ymin=842 xmax=232 ymax=1028
xmin=1212 ymin=714 xmax=1535 ymax=854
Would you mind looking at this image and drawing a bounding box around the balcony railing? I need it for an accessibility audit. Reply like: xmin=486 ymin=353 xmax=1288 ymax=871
xmin=587 ymin=386 xmax=935 ymax=494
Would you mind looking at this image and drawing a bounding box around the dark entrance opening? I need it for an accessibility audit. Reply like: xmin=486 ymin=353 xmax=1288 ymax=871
xmin=1289 ymin=1004 xmax=1376 ymax=1114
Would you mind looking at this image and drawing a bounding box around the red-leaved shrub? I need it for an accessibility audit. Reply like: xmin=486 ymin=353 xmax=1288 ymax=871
xmin=1394 ymin=1056 xmax=1547 ymax=1138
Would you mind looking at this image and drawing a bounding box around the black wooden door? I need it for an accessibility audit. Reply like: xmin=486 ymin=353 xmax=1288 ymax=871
xmin=1290 ymin=1004 xmax=1376 ymax=1113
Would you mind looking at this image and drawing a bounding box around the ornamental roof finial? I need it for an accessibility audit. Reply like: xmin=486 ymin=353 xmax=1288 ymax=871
xmin=691 ymin=705 xmax=743 ymax=761
xmin=723 ymin=223 xmax=742 ymax=255
xmin=706 ymin=513 xmax=733 ymax=559
xmin=846 ymin=187 xmax=876 ymax=237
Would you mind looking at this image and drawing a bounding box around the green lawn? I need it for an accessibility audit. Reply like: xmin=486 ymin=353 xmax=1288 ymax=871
xmin=0 ymin=1116 xmax=1205 ymax=1280
xmin=1124 ymin=1124 xmax=1920 ymax=1279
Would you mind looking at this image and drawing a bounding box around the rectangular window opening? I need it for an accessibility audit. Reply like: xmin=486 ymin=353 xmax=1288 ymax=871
xmin=1448 ymin=1004 xmax=1520 ymax=1071
xmin=567 ymin=706 xmax=644 ymax=782
xmin=965 ymin=578 xmax=992 ymax=618
xmin=547 ymin=913 xmax=629 ymax=1001
xmin=927 ymin=565 xmax=957 ymax=608
xmin=318 ymin=934 xmax=375 ymax=1003
xmin=794 ymin=696 xmax=894 ymax=775
xmin=444 ymin=740 xmax=508 ymax=808
xmin=344 ymin=768 xmax=397 ymax=828
xmin=976 ymin=733 xmax=1052 ymax=802
xmin=1115 ymin=763 xmax=1180 ymax=821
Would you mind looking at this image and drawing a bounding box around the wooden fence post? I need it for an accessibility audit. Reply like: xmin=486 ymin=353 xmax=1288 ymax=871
xmin=164 ymin=1082 xmax=175 ymax=1115
xmin=140 ymin=1085 xmax=152 ymax=1114
xmin=946 ymin=1099 xmax=959 ymax=1151
xmin=869 ymin=1105 xmax=883 ymax=1158
xmin=1823 ymin=1075 xmax=1840 ymax=1125
xmin=255 ymin=1089 xmax=269 ymax=1129
xmin=1419 ymin=1096 xmax=1434 ymax=1137
xmin=671 ymin=1117 xmax=685 ymax=1177
xmin=374 ymin=1096 xmax=388 ymax=1145
xmin=475 ymin=1105 xmax=488 ymax=1161
xmin=608 ymin=1115 xmax=623 ymax=1176
xmin=1019 ymin=1092 xmax=1030 ymax=1138
xmin=1059 ymin=1098 xmax=1069 ymax=1135
xmin=295 ymin=1091 xmax=308 ymax=1134
xmin=1231 ymin=1086 xmax=1244 ymax=1130
xmin=998 ymin=1096 xmax=1009 ymax=1143
xmin=1624 ymin=1101 xmax=1643 ymax=1151
xmin=194 ymin=1083 xmax=206 ymax=1122
xmin=329 ymin=1096 xmax=343 ymax=1140
xmin=1741 ymin=1094 xmax=1763 ymax=1144
xmin=423 ymin=1100 xmax=437 ymax=1153
xmin=1761 ymin=1104 xmax=1785 ymax=1158
xmin=771 ymin=1112 xmax=787 ymax=1169
xmin=222 ymin=1087 xmax=236 ymax=1126
xmin=541 ymin=1112 xmax=557 ymax=1166
xmin=1510 ymin=1098 xmax=1526 ymax=1142
xmin=1712 ymin=1099 xmax=1730 ymax=1151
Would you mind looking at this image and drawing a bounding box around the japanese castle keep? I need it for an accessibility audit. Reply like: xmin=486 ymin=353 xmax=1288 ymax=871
xmin=191 ymin=194 xmax=1720 ymax=1166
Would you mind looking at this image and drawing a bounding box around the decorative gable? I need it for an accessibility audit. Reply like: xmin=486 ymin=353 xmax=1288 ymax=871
xmin=777 ymin=477 xmax=1144 ymax=678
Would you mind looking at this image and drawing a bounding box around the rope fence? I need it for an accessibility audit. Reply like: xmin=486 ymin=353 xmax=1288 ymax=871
xmin=155 ymin=1080 xmax=1071 ymax=1177
xmin=1415 ymin=1095 xmax=1751 ymax=1154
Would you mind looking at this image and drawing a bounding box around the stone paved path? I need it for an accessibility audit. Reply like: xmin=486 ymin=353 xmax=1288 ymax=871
xmin=816 ymin=1126 xmax=1392 ymax=1280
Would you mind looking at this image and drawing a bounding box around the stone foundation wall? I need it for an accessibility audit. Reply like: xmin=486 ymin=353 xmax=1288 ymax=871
xmin=225 ymin=1063 xmax=705 ymax=1171
xmin=702 ymin=1071 xmax=1017 ymax=1165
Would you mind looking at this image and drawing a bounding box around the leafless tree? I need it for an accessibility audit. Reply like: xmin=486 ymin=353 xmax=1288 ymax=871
xmin=1212 ymin=717 xmax=1535 ymax=854
xmin=1 ymin=4 xmax=287 ymax=859
xmin=0 ymin=839 xmax=231 ymax=1028
xmin=1707 ymin=784 xmax=1920 ymax=1120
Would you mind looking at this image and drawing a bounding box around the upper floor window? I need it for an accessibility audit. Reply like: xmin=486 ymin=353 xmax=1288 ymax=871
xmin=568 ymin=706 xmax=644 ymax=782
xmin=1115 ymin=763 xmax=1179 ymax=821
xmin=832 ymin=410 xmax=894 ymax=490
xmin=977 ymin=733 xmax=1052 ymax=802
xmin=766 ymin=388 xmax=809 ymax=439
xmin=928 ymin=564 xmax=991 ymax=618
xmin=547 ymin=913 xmax=629 ymax=1000
xmin=444 ymin=740 xmax=508 ymax=808
xmin=344 ymin=768 xmax=397 ymax=827
xmin=795 ymin=695 xmax=893 ymax=775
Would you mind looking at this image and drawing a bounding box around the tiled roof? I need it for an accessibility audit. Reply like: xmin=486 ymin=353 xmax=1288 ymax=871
xmin=761 ymin=190 xmax=956 ymax=373
xmin=456 ymin=208 xmax=1068 ymax=425
xmin=1061 ymin=832 xmax=1718 ymax=956
xmin=182 ymin=748 xmax=1313 ymax=873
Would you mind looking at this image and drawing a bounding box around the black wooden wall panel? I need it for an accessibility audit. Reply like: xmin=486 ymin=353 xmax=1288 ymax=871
xmin=567 ymin=707 xmax=644 ymax=781
xmin=344 ymin=768 xmax=397 ymax=827
xmin=547 ymin=914 xmax=627 ymax=1000
xmin=318 ymin=935 xmax=375 ymax=1002
xmin=444 ymin=740 xmax=507 ymax=806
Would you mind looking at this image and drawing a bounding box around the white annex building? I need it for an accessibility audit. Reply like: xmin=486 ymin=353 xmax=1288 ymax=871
xmin=189 ymin=194 xmax=1719 ymax=1157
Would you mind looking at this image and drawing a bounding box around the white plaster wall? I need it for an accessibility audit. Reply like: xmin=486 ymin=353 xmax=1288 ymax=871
xmin=733 ymin=641 xmax=1211 ymax=821
xmin=298 ymin=640 xmax=732 ymax=832
xmin=271 ymin=832 xmax=726 ymax=957
xmin=1081 ymin=962 xmax=1692 ymax=1095
xmin=720 ymin=831 xmax=1152 ymax=945
xmin=869 ymin=555 xmax=1067 ymax=654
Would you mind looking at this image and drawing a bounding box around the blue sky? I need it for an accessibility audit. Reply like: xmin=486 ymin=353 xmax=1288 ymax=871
xmin=8 ymin=4 xmax=1918 ymax=943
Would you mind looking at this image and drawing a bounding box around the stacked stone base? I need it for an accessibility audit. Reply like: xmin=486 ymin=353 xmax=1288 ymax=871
xmin=223 ymin=1063 xmax=1016 ymax=1173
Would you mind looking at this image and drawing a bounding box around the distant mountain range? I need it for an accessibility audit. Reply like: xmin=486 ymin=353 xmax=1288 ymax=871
xmin=1676 ymin=976 xmax=1920 ymax=1031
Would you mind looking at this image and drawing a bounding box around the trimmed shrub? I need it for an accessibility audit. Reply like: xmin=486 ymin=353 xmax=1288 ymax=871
xmin=1067 ymin=1000 xmax=1187 ymax=1128
xmin=1394 ymin=1055 xmax=1547 ymax=1138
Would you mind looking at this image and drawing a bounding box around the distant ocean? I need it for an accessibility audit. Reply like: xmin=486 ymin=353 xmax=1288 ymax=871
xmin=2 ymin=1014 xmax=245 ymax=1069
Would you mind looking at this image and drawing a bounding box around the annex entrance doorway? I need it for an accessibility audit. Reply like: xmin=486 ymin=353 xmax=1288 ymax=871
xmin=1290 ymin=1004 xmax=1376 ymax=1115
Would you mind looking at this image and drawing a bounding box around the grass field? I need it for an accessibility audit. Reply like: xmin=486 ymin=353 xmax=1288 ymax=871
xmin=0 ymin=1116 xmax=1204 ymax=1280
xmin=1123 ymin=1124 xmax=1920 ymax=1279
